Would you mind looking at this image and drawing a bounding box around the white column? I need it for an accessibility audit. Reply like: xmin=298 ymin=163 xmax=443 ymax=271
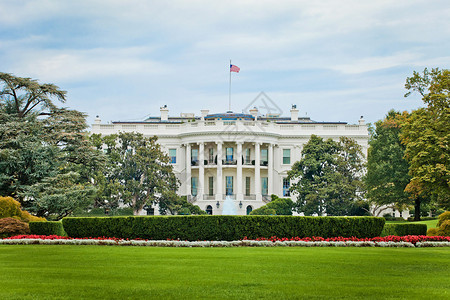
xmin=216 ymin=142 xmax=223 ymax=201
xmin=255 ymin=142 xmax=261 ymax=201
xmin=198 ymin=142 xmax=204 ymax=200
xmin=236 ymin=142 xmax=243 ymax=201
xmin=186 ymin=143 xmax=191 ymax=196
xmin=268 ymin=143 xmax=274 ymax=196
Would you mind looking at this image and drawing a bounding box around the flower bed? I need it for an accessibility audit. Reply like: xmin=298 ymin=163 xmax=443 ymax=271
xmin=1 ymin=235 xmax=449 ymax=248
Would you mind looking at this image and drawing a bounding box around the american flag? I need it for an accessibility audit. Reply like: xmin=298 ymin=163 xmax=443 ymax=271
xmin=230 ymin=64 xmax=240 ymax=73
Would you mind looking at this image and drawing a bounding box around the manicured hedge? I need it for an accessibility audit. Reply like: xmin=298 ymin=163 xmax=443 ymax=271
xmin=381 ymin=223 xmax=427 ymax=237
xmin=62 ymin=216 xmax=385 ymax=241
xmin=29 ymin=221 xmax=66 ymax=236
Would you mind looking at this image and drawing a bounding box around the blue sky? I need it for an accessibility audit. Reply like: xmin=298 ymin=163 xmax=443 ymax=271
xmin=1 ymin=0 xmax=449 ymax=126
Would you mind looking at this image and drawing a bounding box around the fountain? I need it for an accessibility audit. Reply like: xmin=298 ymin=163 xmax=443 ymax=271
xmin=222 ymin=195 xmax=237 ymax=215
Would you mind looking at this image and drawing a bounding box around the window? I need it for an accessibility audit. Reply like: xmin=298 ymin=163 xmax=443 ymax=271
xmin=283 ymin=178 xmax=290 ymax=196
xmin=206 ymin=205 xmax=213 ymax=215
xmin=191 ymin=149 xmax=198 ymax=164
xmin=283 ymin=149 xmax=291 ymax=164
xmin=208 ymin=148 xmax=214 ymax=163
xmin=226 ymin=147 xmax=234 ymax=162
xmin=261 ymin=177 xmax=268 ymax=195
xmin=245 ymin=177 xmax=251 ymax=196
xmin=246 ymin=205 xmax=253 ymax=215
xmin=245 ymin=148 xmax=251 ymax=164
xmin=208 ymin=176 xmax=214 ymax=196
xmin=261 ymin=149 xmax=268 ymax=165
xmin=146 ymin=207 xmax=155 ymax=215
xmin=191 ymin=177 xmax=198 ymax=196
xmin=169 ymin=149 xmax=176 ymax=164
xmin=226 ymin=176 xmax=233 ymax=195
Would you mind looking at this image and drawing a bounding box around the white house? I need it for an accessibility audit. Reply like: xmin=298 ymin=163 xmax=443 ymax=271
xmin=91 ymin=105 xmax=369 ymax=215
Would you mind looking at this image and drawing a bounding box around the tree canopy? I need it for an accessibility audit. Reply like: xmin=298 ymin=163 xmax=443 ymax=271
xmin=287 ymin=135 xmax=365 ymax=216
xmin=402 ymin=68 xmax=450 ymax=210
xmin=0 ymin=73 xmax=103 ymax=219
xmin=364 ymin=110 xmax=412 ymax=216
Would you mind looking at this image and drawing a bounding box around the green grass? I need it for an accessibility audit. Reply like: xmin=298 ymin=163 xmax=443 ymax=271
xmin=386 ymin=219 xmax=439 ymax=229
xmin=0 ymin=246 xmax=449 ymax=299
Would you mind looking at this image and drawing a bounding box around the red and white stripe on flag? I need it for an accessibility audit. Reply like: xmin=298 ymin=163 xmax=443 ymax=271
xmin=230 ymin=64 xmax=240 ymax=73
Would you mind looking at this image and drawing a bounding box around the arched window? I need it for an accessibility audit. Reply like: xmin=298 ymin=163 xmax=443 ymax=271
xmin=206 ymin=205 xmax=213 ymax=215
xmin=246 ymin=205 xmax=253 ymax=215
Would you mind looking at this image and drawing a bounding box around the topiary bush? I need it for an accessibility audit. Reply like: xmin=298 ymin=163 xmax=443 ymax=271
xmin=29 ymin=221 xmax=66 ymax=236
xmin=381 ymin=223 xmax=427 ymax=237
xmin=62 ymin=216 xmax=385 ymax=241
xmin=0 ymin=217 xmax=30 ymax=238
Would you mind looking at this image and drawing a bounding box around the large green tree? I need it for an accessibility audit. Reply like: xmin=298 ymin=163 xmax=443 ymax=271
xmin=364 ymin=110 xmax=412 ymax=216
xmin=0 ymin=73 xmax=103 ymax=219
xmin=402 ymin=68 xmax=450 ymax=211
xmin=287 ymin=135 xmax=365 ymax=216
xmin=99 ymin=132 xmax=180 ymax=215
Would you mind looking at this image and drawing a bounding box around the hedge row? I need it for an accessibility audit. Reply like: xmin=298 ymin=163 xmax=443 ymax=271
xmin=62 ymin=216 xmax=385 ymax=241
xmin=29 ymin=221 xmax=66 ymax=236
xmin=381 ymin=223 xmax=427 ymax=237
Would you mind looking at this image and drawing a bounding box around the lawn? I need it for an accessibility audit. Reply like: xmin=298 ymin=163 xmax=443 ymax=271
xmin=386 ymin=219 xmax=439 ymax=229
xmin=0 ymin=245 xmax=449 ymax=299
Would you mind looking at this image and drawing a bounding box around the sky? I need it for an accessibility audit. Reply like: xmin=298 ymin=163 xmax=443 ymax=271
xmin=1 ymin=0 xmax=449 ymax=126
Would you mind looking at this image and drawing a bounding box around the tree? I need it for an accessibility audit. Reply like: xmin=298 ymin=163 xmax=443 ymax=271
xmin=364 ymin=110 xmax=412 ymax=216
xmin=402 ymin=68 xmax=450 ymax=211
xmin=0 ymin=73 xmax=103 ymax=219
xmin=0 ymin=72 xmax=66 ymax=118
xmin=287 ymin=135 xmax=365 ymax=216
xmin=100 ymin=132 xmax=179 ymax=215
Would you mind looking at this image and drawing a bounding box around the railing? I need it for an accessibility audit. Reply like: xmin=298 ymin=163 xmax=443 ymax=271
xmin=205 ymin=160 xmax=216 ymax=165
xmin=203 ymin=195 xmax=215 ymax=200
xmin=244 ymin=194 xmax=256 ymax=200
xmin=262 ymin=195 xmax=271 ymax=203
xmin=223 ymin=194 xmax=236 ymax=200
xmin=223 ymin=159 xmax=237 ymax=165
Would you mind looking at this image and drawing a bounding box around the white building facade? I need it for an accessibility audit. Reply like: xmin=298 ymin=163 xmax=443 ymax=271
xmin=91 ymin=106 xmax=369 ymax=215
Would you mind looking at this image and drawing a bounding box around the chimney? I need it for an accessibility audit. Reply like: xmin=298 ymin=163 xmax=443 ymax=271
xmin=160 ymin=105 xmax=169 ymax=121
xmin=358 ymin=116 xmax=365 ymax=126
xmin=201 ymin=109 xmax=209 ymax=120
xmin=290 ymin=105 xmax=299 ymax=121
xmin=94 ymin=115 xmax=101 ymax=124
xmin=249 ymin=107 xmax=258 ymax=120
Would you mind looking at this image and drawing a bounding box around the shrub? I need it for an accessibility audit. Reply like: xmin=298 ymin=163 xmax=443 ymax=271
xmin=437 ymin=211 xmax=450 ymax=227
xmin=0 ymin=217 xmax=30 ymax=238
xmin=250 ymin=196 xmax=293 ymax=215
xmin=0 ymin=196 xmax=45 ymax=222
xmin=381 ymin=223 xmax=427 ymax=237
xmin=426 ymin=228 xmax=439 ymax=236
xmin=437 ymin=220 xmax=450 ymax=236
xmin=62 ymin=216 xmax=385 ymax=241
xmin=0 ymin=197 xmax=22 ymax=219
xmin=29 ymin=221 xmax=66 ymax=236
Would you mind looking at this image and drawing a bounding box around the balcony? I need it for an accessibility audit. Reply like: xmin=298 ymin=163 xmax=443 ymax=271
xmin=262 ymin=195 xmax=271 ymax=203
xmin=244 ymin=194 xmax=256 ymax=200
xmin=223 ymin=194 xmax=236 ymax=200
xmin=223 ymin=159 xmax=237 ymax=165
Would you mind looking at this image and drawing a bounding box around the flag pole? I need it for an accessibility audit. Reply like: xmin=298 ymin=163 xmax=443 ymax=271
xmin=228 ymin=59 xmax=232 ymax=111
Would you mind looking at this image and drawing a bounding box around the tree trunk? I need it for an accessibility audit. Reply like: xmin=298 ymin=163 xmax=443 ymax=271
xmin=414 ymin=198 xmax=421 ymax=221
